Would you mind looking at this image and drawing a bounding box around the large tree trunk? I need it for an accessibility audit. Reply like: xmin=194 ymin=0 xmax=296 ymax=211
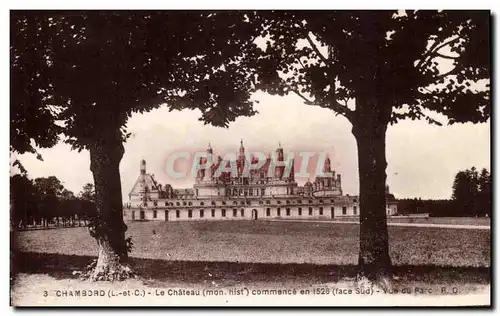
xmin=352 ymin=96 xmax=392 ymax=284
xmin=89 ymin=133 xmax=129 ymax=280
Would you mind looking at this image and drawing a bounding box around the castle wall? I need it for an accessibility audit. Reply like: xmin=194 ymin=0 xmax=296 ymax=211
xmin=123 ymin=196 xmax=368 ymax=222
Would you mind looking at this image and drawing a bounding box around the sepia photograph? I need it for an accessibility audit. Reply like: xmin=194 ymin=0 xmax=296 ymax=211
xmin=9 ymin=9 xmax=491 ymax=307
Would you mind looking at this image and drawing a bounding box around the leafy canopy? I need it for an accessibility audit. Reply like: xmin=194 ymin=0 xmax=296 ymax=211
xmin=244 ymin=10 xmax=490 ymax=125
xmin=10 ymin=11 xmax=260 ymax=152
xmin=11 ymin=11 xmax=490 ymax=154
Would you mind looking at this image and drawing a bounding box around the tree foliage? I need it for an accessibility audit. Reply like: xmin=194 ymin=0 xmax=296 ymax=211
xmin=79 ymin=182 xmax=96 ymax=201
xmin=238 ymin=11 xmax=490 ymax=126
xmin=10 ymin=11 xmax=261 ymax=151
xmin=10 ymin=174 xmax=96 ymax=229
xmin=452 ymin=167 xmax=491 ymax=216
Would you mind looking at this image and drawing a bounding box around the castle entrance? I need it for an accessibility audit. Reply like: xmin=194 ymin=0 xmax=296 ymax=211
xmin=252 ymin=209 xmax=258 ymax=220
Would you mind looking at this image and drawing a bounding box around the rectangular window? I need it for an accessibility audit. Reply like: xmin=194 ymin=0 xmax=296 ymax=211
xmin=353 ymin=206 xmax=357 ymax=215
xmin=277 ymin=208 xmax=281 ymax=216
xmin=153 ymin=201 xmax=158 ymax=207
xmin=319 ymin=207 xmax=323 ymax=216
xmin=309 ymin=207 xmax=313 ymax=216
xmin=298 ymin=207 xmax=302 ymax=216
xmin=200 ymin=209 xmax=204 ymax=218
xmin=211 ymin=209 xmax=215 ymax=217
xmin=176 ymin=210 xmax=180 ymax=218
xmin=233 ymin=209 xmax=237 ymax=217
xmin=188 ymin=210 xmax=193 ymax=218
xmin=153 ymin=210 xmax=157 ymax=218
xmin=222 ymin=209 xmax=226 ymax=217
xmin=195 ymin=189 xmax=199 ymax=196
xmin=286 ymin=208 xmax=291 ymax=216
xmin=266 ymin=208 xmax=271 ymax=216
xmin=241 ymin=209 xmax=244 ymax=217
xmin=131 ymin=211 xmax=135 ymax=220
xmin=342 ymin=206 xmax=347 ymax=215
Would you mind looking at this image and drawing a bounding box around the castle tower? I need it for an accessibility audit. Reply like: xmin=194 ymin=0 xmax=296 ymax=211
xmin=205 ymin=143 xmax=214 ymax=180
xmin=237 ymin=139 xmax=245 ymax=176
xmin=324 ymin=155 xmax=331 ymax=173
xmin=275 ymin=142 xmax=285 ymax=179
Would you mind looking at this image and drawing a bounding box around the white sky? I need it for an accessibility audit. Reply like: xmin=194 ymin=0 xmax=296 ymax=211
xmin=13 ymin=90 xmax=490 ymax=200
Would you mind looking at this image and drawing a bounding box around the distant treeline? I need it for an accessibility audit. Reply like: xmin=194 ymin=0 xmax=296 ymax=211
xmin=394 ymin=198 xmax=483 ymax=217
xmin=396 ymin=167 xmax=491 ymax=217
xmin=10 ymin=174 xmax=97 ymax=229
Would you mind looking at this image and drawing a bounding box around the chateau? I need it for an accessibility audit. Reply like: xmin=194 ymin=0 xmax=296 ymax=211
xmin=123 ymin=141 xmax=397 ymax=222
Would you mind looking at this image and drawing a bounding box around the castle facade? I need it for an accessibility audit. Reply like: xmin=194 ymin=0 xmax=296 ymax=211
xmin=123 ymin=141 xmax=397 ymax=222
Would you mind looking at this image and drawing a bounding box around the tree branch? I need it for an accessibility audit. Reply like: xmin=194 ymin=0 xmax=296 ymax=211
xmin=292 ymin=89 xmax=314 ymax=105
xmin=291 ymin=89 xmax=354 ymax=121
xmin=305 ymin=32 xmax=330 ymax=66
xmin=417 ymin=36 xmax=462 ymax=71
xmin=432 ymin=36 xmax=462 ymax=55
xmin=434 ymin=68 xmax=458 ymax=80
xmin=434 ymin=52 xmax=460 ymax=60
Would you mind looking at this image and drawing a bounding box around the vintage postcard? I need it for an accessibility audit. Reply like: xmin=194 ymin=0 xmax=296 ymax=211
xmin=10 ymin=10 xmax=491 ymax=307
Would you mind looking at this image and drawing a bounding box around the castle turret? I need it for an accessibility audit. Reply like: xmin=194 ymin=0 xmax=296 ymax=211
xmin=238 ymin=139 xmax=246 ymax=176
xmin=140 ymin=159 xmax=146 ymax=175
xmin=324 ymin=155 xmax=331 ymax=173
xmin=275 ymin=142 xmax=285 ymax=179
xmin=204 ymin=143 xmax=214 ymax=180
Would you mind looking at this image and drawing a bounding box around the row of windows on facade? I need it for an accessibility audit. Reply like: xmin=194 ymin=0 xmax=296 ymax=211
xmin=200 ymin=176 xmax=294 ymax=185
xmin=135 ymin=198 xmax=357 ymax=208
xmin=131 ymin=206 xmax=357 ymax=220
xmin=195 ymin=187 xmax=296 ymax=197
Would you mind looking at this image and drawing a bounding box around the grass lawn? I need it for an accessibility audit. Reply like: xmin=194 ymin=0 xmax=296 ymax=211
xmin=310 ymin=216 xmax=491 ymax=226
xmin=13 ymin=220 xmax=490 ymax=267
xmin=11 ymin=220 xmax=491 ymax=306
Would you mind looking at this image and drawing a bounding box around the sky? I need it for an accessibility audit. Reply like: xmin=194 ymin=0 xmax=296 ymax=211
xmin=12 ymin=90 xmax=490 ymax=201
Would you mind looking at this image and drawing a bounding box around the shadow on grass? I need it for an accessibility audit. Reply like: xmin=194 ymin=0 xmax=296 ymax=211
xmin=11 ymin=251 xmax=491 ymax=287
